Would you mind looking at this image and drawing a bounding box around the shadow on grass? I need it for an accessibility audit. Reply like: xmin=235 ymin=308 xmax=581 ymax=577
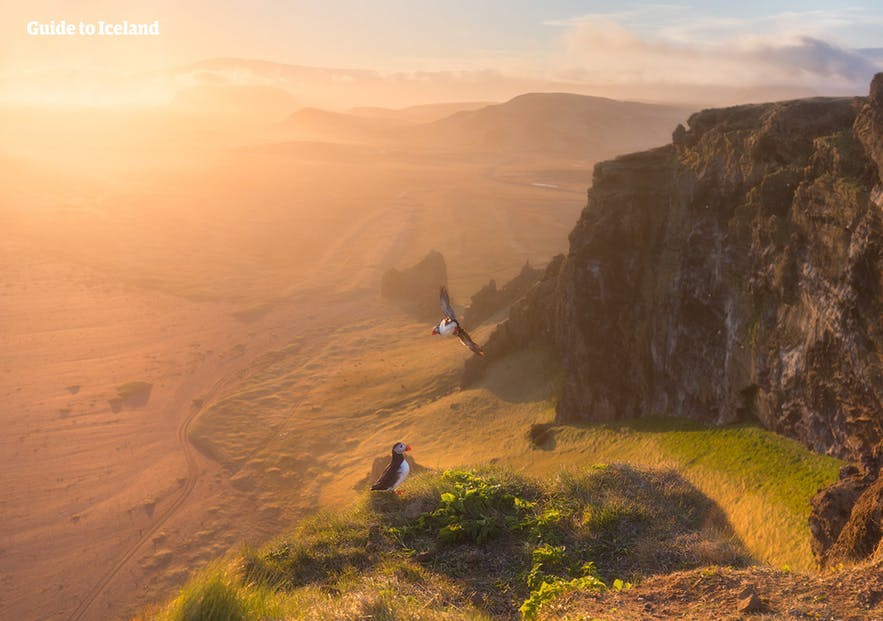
xmin=476 ymin=347 xmax=562 ymax=405
xmin=239 ymin=465 xmax=750 ymax=619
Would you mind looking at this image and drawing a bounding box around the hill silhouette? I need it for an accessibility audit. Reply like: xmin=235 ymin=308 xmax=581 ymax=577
xmin=406 ymin=92 xmax=690 ymax=156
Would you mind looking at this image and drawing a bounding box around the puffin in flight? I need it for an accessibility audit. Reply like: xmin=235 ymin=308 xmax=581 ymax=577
xmin=431 ymin=286 xmax=486 ymax=356
xmin=371 ymin=442 xmax=412 ymax=491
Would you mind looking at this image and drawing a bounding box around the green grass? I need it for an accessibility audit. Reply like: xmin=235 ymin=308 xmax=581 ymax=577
xmin=546 ymin=416 xmax=843 ymax=570
xmin=117 ymin=381 xmax=153 ymax=400
xmin=638 ymin=417 xmax=841 ymax=518
xmin=138 ymin=564 xmax=298 ymax=621
xmin=110 ymin=380 xmax=153 ymax=411
xmin=144 ymin=465 xmax=746 ymax=620
xmin=156 ymin=340 xmax=843 ymax=619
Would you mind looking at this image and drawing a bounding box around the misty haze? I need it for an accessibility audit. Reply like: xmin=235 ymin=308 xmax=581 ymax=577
xmin=1 ymin=2 xmax=881 ymax=620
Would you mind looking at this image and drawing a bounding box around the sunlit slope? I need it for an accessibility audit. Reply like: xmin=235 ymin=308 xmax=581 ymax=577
xmin=189 ymin=302 xmax=840 ymax=571
xmin=140 ymin=464 xmax=747 ymax=621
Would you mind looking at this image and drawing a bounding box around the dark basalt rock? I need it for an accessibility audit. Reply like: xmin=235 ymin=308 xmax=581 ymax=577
xmin=460 ymin=261 xmax=543 ymax=329
xmin=469 ymin=74 xmax=883 ymax=564
xmin=462 ymin=255 xmax=564 ymax=386
xmin=810 ymin=447 xmax=882 ymax=568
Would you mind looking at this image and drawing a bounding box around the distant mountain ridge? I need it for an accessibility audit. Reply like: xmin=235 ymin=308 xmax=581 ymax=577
xmin=171 ymin=57 xmax=827 ymax=109
xmin=349 ymin=101 xmax=493 ymax=123
xmin=403 ymin=92 xmax=691 ymax=157
xmin=282 ymin=92 xmax=691 ymax=157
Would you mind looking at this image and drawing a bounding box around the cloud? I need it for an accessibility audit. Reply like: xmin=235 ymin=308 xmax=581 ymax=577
xmin=751 ymin=37 xmax=878 ymax=82
xmin=554 ymin=15 xmax=882 ymax=90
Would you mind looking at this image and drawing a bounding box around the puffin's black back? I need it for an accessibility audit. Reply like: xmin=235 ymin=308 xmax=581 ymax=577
xmin=371 ymin=450 xmax=405 ymax=490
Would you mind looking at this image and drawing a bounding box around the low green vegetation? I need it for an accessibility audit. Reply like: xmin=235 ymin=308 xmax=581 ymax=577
xmin=142 ymin=464 xmax=746 ymax=620
xmin=109 ymin=380 xmax=153 ymax=411
xmin=549 ymin=416 xmax=843 ymax=570
xmin=641 ymin=417 xmax=841 ymax=519
xmin=117 ymin=381 xmax=153 ymax=401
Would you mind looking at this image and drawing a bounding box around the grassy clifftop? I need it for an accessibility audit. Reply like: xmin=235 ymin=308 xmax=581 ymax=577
xmin=153 ymin=337 xmax=845 ymax=619
xmin=138 ymin=464 xmax=748 ymax=620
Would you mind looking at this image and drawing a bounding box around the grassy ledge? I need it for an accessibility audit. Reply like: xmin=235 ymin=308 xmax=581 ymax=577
xmin=542 ymin=416 xmax=843 ymax=571
xmin=139 ymin=464 xmax=748 ymax=620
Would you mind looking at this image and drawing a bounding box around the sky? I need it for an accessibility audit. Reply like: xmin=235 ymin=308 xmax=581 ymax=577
xmin=2 ymin=1 xmax=882 ymax=107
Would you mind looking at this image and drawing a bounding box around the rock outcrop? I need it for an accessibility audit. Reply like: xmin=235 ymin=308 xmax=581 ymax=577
xmin=462 ymin=256 xmax=563 ymax=385
xmin=472 ymin=77 xmax=883 ymax=466
xmin=558 ymin=93 xmax=881 ymax=459
xmin=460 ymin=262 xmax=543 ymax=329
xmin=809 ymin=443 xmax=882 ymax=569
xmin=380 ymin=250 xmax=447 ymax=320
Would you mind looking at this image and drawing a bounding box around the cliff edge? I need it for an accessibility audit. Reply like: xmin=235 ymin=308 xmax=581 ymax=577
xmin=466 ymin=78 xmax=883 ymax=568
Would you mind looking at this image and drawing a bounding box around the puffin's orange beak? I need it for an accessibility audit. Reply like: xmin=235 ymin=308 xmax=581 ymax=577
xmin=405 ymin=445 xmax=412 ymax=451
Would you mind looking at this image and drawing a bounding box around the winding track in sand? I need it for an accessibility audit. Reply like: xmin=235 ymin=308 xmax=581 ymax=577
xmin=68 ymin=365 xmax=229 ymax=621
xmin=67 ymin=197 xmax=409 ymax=619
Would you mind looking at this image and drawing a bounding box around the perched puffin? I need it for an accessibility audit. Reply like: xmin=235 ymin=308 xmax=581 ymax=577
xmin=371 ymin=442 xmax=412 ymax=491
xmin=431 ymin=286 xmax=486 ymax=356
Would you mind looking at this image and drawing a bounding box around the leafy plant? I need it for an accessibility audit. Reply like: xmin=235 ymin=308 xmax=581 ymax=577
xmin=408 ymin=469 xmax=537 ymax=544
xmin=519 ymin=572 xmax=606 ymax=620
xmin=612 ymin=577 xmax=632 ymax=591
xmin=525 ymin=544 xmax=569 ymax=589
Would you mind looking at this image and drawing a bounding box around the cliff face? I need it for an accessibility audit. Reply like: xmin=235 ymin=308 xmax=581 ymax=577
xmin=473 ymin=77 xmax=883 ymax=464
xmin=557 ymin=93 xmax=882 ymax=461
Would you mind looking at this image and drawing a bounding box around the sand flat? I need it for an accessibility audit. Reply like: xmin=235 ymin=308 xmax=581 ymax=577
xmin=1 ymin=143 xmax=589 ymax=619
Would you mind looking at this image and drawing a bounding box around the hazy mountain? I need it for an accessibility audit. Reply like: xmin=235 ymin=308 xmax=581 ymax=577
xmin=276 ymin=93 xmax=692 ymax=156
xmin=406 ymin=92 xmax=692 ymax=157
xmin=284 ymin=107 xmax=407 ymax=142
xmin=169 ymin=58 xmax=830 ymax=111
xmin=349 ymin=101 xmax=493 ymax=123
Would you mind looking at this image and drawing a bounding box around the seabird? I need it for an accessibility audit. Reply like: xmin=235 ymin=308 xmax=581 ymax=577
xmin=431 ymin=286 xmax=486 ymax=356
xmin=371 ymin=442 xmax=412 ymax=491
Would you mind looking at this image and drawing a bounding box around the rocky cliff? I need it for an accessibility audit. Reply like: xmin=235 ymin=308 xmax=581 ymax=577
xmin=469 ymin=76 xmax=883 ymax=464
xmin=464 ymin=74 xmax=883 ymax=564
xmin=466 ymin=75 xmax=883 ymax=566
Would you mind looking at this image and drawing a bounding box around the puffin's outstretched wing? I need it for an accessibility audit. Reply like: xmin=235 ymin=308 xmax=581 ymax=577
xmin=457 ymin=328 xmax=486 ymax=357
xmin=439 ymin=286 xmax=457 ymax=321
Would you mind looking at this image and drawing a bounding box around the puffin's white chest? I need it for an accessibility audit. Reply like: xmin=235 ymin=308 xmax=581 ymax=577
xmin=437 ymin=319 xmax=458 ymax=337
xmin=392 ymin=458 xmax=410 ymax=490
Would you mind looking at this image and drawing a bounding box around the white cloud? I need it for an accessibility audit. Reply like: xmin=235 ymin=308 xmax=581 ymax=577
xmin=553 ymin=14 xmax=882 ymax=89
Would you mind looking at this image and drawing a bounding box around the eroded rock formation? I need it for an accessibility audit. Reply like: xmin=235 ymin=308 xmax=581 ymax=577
xmin=468 ymin=76 xmax=883 ymax=564
xmin=460 ymin=262 xmax=543 ymax=329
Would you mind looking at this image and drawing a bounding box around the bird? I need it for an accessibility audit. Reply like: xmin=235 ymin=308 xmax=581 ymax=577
xmin=371 ymin=442 xmax=412 ymax=491
xmin=431 ymin=286 xmax=486 ymax=356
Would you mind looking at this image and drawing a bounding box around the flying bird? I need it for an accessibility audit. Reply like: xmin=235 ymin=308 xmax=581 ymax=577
xmin=371 ymin=442 xmax=412 ymax=491
xmin=431 ymin=286 xmax=486 ymax=356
